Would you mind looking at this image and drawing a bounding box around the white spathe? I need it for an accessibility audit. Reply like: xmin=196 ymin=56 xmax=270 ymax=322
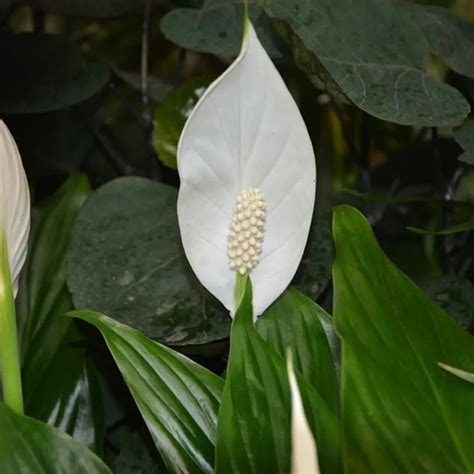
xmin=287 ymin=353 xmax=320 ymax=474
xmin=0 ymin=120 xmax=30 ymax=296
xmin=177 ymin=20 xmax=316 ymax=317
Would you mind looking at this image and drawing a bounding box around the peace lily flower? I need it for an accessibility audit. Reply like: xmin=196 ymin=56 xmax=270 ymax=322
xmin=287 ymin=352 xmax=320 ymax=474
xmin=177 ymin=18 xmax=316 ymax=316
xmin=0 ymin=120 xmax=30 ymax=414
xmin=0 ymin=120 xmax=29 ymax=296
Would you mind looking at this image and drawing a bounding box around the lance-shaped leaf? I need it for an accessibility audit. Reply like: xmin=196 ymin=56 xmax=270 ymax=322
xmin=0 ymin=120 xmax=30 ymax=295
xmin=287 ymin=352 xmax=320 ymax=474
xmin=177 ymin=20 xmax=316 ymax=317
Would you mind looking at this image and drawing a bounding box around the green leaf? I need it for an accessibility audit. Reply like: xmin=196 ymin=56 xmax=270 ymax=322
xmin=402 ymin=4 xmax=474 ymax=79
xmin=454 ymin=119 xmax=474 ymax=165
xmin=152 ymin=77 xmax=211 ymax=169
xmin=25 ymin=333 xmax=104 ymax=453
xmin=160 ymin=0 xmax=282 ymax=58
xmin=215 ymin=279 xmax=341 ymax=474
xmin=31 ymin=0 xmax=145 ymax=17
xmin=257 ymin=288 xmax=339 ymax=412
xmin=0 ymin=33 xmax=109 ymax=114
xmin=67 ymin=177 xmax=231 ymax=345
xmin=333 ymin=205 xmax=474 ymax=473
xmin=17 ymin=174 xmax=91 ymax=397
xmin=263 ymin=0 xmax=470 ymax=126
xmin=0 ymin=403 xmax=110 ymax=473
xmin=69 ymin=309 xmax=224 ymax=474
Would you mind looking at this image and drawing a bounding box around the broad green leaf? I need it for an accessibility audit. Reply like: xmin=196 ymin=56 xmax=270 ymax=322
xmin=152 ymin=77 xmax=211 ymax=169
xmin=32 ymin=0 xmax=145 ymax=17
xmin=69 ymin=309 xmax=224 ymax=474
xmin=215 ymin=279 xmax=341 ymax=474
xmin=18 ymin=174 xmax=91 ymax=396
xmin=26 ymin=335 xmax=104 ymax=453
xmin=257 ymin=288 xmax=339 ymax=412
xmin=263 ymin=0 xmax=470 ymax=126
xmin=402 ymin=4 xmax=474 ymax=79
xmin=438 ymin=363 xmax=474 ymax=384
xmin=160 ymin=0 xmax=282 ymax=57
xmin=68 ymin=177 xmax=230 ymax=345
xmin=454 ymin=120 xmax=474 ymax=165
xmin=0 ymin=403 xmax=110 ymax=473
xmin=333 ymin=205 xmax=474 ymax=473
xmin=0 ymin=33 xmax=109 ymax=114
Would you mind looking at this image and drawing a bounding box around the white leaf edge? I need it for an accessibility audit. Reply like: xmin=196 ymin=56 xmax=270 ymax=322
xmin=287 ymin=351 xmax=320 ymax=474
xmin=0 ymin=120 xmax=30 ymax=296
xmin=177 ymin=18 xmax=316 ymax=317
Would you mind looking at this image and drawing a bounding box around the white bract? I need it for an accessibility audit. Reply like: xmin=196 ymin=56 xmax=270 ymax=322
xmin=0 ymin=120 xmax=30 ymax=296
xmin=177 ymin=19 xmax=316 ymax=317
xmin=287 ymin=353 xmax=320 ymax=474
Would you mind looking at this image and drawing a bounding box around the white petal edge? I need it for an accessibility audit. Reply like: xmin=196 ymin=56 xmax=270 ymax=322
xmin=177 ymin=19 xmax=316 ymax=316
xmin=287 ymin=352 xmax=320 ymax=474
xmin=0 ymin=121 xmax=30 ymax=296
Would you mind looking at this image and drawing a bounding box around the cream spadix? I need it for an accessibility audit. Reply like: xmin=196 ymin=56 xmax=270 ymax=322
xmin=177 ymin=19 xmax=316 ymax=316
xmin=287 ymin=353 xmax=320 ymax=474
xmin=0 ymin=120 xmax=30 ymax=296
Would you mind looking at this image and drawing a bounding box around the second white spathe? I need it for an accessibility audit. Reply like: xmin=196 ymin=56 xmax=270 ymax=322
xmin=0 ymin=120 xmax=30 ymax=296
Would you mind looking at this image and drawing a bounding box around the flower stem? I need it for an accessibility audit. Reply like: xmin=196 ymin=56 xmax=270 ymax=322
xmin=233 ymin=272 xmax=248 ymax=313
xmin=0 ymin=231 xmax=23 ymax=414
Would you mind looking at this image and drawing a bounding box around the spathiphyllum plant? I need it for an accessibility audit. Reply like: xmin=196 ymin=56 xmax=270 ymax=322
xmin=0 ymin=120 xmax=30 ymax=414
xmin=177 ymin=16 xmax=316 ymax=317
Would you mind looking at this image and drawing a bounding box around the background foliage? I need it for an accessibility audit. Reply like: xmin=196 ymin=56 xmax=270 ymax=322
xmin=1 ymin=0 xmax=474 ymax=472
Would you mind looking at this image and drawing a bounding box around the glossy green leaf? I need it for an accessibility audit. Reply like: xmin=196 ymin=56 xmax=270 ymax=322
xmin=67 ymin=177 xmax=230 ymax=345
xmin=160 ymin=0 xmax=282 ymax=57
xmin=215 ymin=279 xmax=341 ymax=474
xmin=333 ymin=205 xmax=474 ymax=473
xmin=0 ymin=403 xmax=110 ymax=473
xmin=152 ymin=77 xmax=211 ymax=169
xmin=69 ymin=309 xmax=224 ymax=474
xmin=454 ymin=120 xmax=474 ymax=165
xmin=17 ymin=174 xmax=91 ymax=396
xmin=263 ymin=0 xmax=470 ymax=126
xmin=0 ymin=33 xmax=109 ymax=114
xmin=26 ymin=335 xmax=104 ymax=453
xmin=402 ymin=4 xmax=474 ymax=79
xmin=257 ymin=288 xmax=339 ymax=412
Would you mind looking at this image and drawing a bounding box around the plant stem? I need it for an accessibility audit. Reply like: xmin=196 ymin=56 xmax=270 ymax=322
xmin=0 ymin=232 xmax=24 ymax=414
